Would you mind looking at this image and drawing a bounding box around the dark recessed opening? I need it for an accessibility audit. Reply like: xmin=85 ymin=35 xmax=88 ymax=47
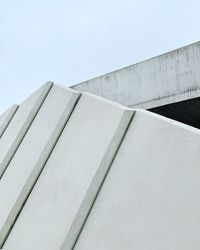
xmin=149 ymin=97 xmax=200 ymax=129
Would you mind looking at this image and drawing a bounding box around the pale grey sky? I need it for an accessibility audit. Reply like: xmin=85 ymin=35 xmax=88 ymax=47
xmin=0 ymin=0 xmax=200 ymax=113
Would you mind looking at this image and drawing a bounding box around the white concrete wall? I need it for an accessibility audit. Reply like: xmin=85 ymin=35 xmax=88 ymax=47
xmin=2 ymin=92 xmax=133 ymax=250
xmin=74 ymin=110 xmax=200 ymax=250
xmin=0 ymin=85 xmax=80 ymax=247
xmin=0 ymin=84 xmax=200 ymax=250
xmin=0 ymin=82 xmax=52 ymax=178
xmin=72 ymin=42 xmax=200 ymax=109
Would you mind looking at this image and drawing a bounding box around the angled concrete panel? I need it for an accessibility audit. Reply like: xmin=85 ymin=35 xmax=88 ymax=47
xmin=0 ymin=105 xmax=18 ymax=139
xmin=74 ymin=111 xmax=200 ymax=250
xmin=3 ymin=94 xmax=133 ymax=250
xmin=0 ymin=82 xmax=53 ymax=178
xmin=0 ymin=85 xmax=80 ymax=247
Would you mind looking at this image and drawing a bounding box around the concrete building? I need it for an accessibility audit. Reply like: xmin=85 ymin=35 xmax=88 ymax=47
xmin=72 ymin=41 xmax=200 ymax=129
xmin=0 ymin=42 xmax=200 ymax=250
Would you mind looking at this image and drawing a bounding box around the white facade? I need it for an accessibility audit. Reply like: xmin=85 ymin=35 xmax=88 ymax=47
xmin=0 ymin=83 xmax=200 ymax=249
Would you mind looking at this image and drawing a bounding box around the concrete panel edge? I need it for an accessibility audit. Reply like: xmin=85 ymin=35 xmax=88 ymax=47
xmin=0 ymin=105 xmax=18 ymax=139
xmin=60 ymin=109 xmax=135 ymax=250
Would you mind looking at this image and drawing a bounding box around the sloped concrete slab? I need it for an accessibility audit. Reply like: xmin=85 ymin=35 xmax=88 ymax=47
xmin=0 ymin=82 xmax=53 ymax=178
xmin=0 ymin=105 xmax=18 ymax=138
xmin=0 ymin=85 xmax=80 ymax=247
xmin=74 ymin=110 xmax=200 ymax=250
xmin=3 ymin=93 xmax=133 ymax=250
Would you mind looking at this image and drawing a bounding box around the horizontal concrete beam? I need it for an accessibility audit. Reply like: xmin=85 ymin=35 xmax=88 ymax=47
xmin=71 ymin=41 xmax=200 ymax=109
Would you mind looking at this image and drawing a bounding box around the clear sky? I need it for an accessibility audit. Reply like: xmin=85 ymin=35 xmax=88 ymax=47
xmin=0 ymin=0 xmax=200 ymax=113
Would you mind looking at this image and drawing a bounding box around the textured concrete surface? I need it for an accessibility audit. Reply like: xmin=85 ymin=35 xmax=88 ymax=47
xmin=0 ymin=83 xmax=200 ymax=250
xmin=72 ymin=41 xmax=200 ymax=109
xmin=0 ymin=82 xmax=52 ymax=178
xmin=3 ymin=93 xmax=133 ymax=250
xmin=0 ymin=105 xmax=18 ymax=139
xmin=0 ymin=85 xmax=80 ymax=247
xmin=74 ymin=110 xmax=200 ymax=250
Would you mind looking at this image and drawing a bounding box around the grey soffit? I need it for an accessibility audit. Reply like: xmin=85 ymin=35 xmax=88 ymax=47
xmin=0 ymin=83 xmax=200 ymax=250
xmin=149 ymin=96 xmax=200 ymax=129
